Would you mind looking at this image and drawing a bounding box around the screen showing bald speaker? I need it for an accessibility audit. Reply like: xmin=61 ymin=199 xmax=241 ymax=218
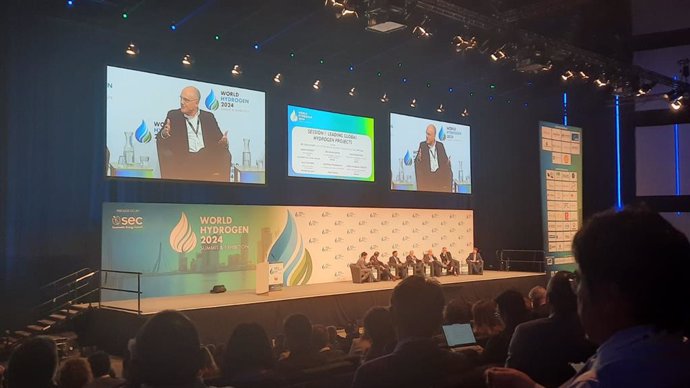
xmin=106 ymin=66 xmax=266 ymax=184
xmin=390 ymin=113 xmax=472 ymax=194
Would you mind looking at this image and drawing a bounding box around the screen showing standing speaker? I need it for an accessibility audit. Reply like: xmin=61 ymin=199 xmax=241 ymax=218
xmin=287 ymin=105 xmax=375 ymax=182
xmin=390 ymin=113 xmax=471 ymax=193
xmin=106 ymin=66 xmax=266 ymax=184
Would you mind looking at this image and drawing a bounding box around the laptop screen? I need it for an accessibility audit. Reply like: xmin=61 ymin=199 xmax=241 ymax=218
xmin=442 ymin=323 xmax=477 ymax=347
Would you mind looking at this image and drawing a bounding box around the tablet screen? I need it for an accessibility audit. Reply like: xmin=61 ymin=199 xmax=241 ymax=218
xmin=442 ymin=323 xmax=476 ymax=347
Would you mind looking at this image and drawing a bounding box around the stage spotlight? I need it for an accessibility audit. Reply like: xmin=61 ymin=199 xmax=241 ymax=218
xmin=578 ymin=70 xmax=590 ymax=80
xmin=313 ymin=80 xmax=321 ymax=90
xmin=348 ymin=87 xmax=356 ymax=96
xmin=170 ymin=23 xmax=177 ymax=31
xmin=181 ymin=54 xmax=193 ymax=66
xmin=410 ymin=98 xmax=417 ymax=108
xmin=460 ymin=108 xmax=469 ymax=117
xmin=561 ymin=70 xmax=574 ymax=81
xmin=273 ymin=73 xmax=282 ymax=83
xmin=231 ymin=65 xmax=242 ymax=76
xmin=412 ymin=26 xmax=432 ymax=38
xmin=380 ymin=93 xmax=389 ymax=103
xmin=664 ymin=88 xmax=682 ymax=101
xmin=436 ymin=103 xmax=445 ymax=113
xmin=125 ymin=43 xmax=139 ymax=56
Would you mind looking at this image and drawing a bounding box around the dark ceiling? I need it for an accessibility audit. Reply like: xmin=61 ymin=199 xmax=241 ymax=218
xmin=15 ymin=0 xmax=636 ymax=106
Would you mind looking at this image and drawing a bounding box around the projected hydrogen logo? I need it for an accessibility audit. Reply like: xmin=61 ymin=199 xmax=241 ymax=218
xmin=205 ymin=90 xmax=219 ymax=111
xmin=134 ymin=120 xmax=152 ymax=143
xmin=290 ymin=110 xmax=298 ymax=122
xmin=438 ymin=126 xmax=447 ymax=141
xmin=404 ymin=150 xmax=413 ymax=166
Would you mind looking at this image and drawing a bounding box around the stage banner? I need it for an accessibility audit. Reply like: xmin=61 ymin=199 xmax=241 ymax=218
xmin=539 ymin=121 xmax=582 ymax=274
xmin=102 ymin=203 xmax=473 ymax=300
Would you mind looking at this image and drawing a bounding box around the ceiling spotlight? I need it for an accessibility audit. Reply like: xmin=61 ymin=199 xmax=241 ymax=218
xmin=231 ymin=64 xmax=242 ymax=76
xmin=380 ymin=93 xmax=390 ymax=103
xmin=412 ymin=26 xmax=432 ymax=38
xmin=561 ymin=70 xmax=575 ymax=81
xmin=594 ymin=74 xmax=610 ymax=87
xmin=273 ymin=73 xmax=283 ymax=83
xmin=636 ymin=80 xmax=656 ymax=96
xmin=313 ymin=80 xmax=321 ymax=90
xmin=664 ymin=88 xmax=683 ymax=101
xmin=461 ymin=108 xmax=470 ymax=117
xmin=125 ymin=42 xmax=139 ymax=56
xmin=578 ymin=70 xmax=590 ymax=80
xmin=340 ymin=8 xmax=358 ymax=18
xmin=181 ymin=54 xmax=193 ymax=66
xmin=348 ymin=87 xmax=356 ymax=96
xmin=490 ymin=45 xmax=507 ymax=61
xmin=671 ymin=98 xmax=684 ymax=110
xmin=453 ymin=35 xmax=477 ymax=52
xmin=436 ymin=103 xmax=445 ymax=113
xmin=410 ymin=98 xmax=417 ymax=108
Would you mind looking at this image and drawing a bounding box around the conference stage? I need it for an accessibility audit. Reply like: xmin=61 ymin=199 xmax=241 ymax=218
xmin=85 ymin=270 xmax=545 ymax=355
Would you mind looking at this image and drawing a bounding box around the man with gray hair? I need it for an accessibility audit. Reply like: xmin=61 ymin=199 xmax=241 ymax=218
xmin=528 ymin=285 xmax=549 ymax=318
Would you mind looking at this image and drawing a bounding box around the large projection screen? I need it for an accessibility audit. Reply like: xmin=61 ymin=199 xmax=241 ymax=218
xmin=390 ymin=113 xmax=471 ymax=194
xmin=106 ymin=66 xmax=266 ymax=184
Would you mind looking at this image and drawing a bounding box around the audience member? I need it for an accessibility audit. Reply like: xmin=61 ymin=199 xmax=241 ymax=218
xmin=326 ymin=325 xmax=343 ymax=352
xmin=312 ymin=324 xmax=346 ymax=362
xmin=444 ymin=298 xmax=473 ymax=325
xmin=57 ymin=358 xmax=92 ymax=388
xmin=352 ymin=276 xmax=472 ymax=388
xmin=528 ymin=285 xmax=549 ymax=319
xmin=487 ymin=207 xmax=690 ymax=387
xmin=361 ymin=307 xmax=396 ymax=363
xmin=199 ymin=346 xmax=220 ymax=380
xmin=5 ymin=336 xmax=59 ymax=388
xmin=129 ymin=310 xmax=204 ymax=388
xmin=471 ymin=300 xmax=504 ymax=345
xmin=218 ymin=322 xmax=278 ymax=387
xmin=481 ymin=289 xmax=532 ymax=365
xmin=506 ymin=272 xmax=596 ymax=387
xmin=277 ymin=314 xmax=325 ymax=375
xmin=85 ymin=351 xmax=125 ymax=388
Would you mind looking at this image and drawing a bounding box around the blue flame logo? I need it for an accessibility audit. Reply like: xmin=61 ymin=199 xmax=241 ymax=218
xmin=403 ymin=149 xmax=413 ymax=165
xmin=267 ymin=211 xmax=312 ymax=286
xmin=134 ymin=120 xmax=152 ymax=143
xmin=438 ymin=126 xmax=447 ymax=141
xmin=205 ymin=90 xmax=219 ymax=111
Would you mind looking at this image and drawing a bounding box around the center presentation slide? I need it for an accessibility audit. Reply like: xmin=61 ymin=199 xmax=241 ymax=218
xmin=287 ymin=105 xmax=375 ymax=182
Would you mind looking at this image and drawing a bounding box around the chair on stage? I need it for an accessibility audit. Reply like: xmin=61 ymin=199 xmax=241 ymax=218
xmin=349 ymin=264 xmax=364 ymax=283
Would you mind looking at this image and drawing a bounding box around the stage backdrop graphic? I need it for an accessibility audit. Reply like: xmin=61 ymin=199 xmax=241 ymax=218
xmin=106 ymin=66 xmax=266 ymax=183
xmin=102 ymin=203 xmax=473 ymax=300
xmin=539 ymin=121 xmax=582 ymax=274
xmin=390 ymin=113 xmax=472 ymax=194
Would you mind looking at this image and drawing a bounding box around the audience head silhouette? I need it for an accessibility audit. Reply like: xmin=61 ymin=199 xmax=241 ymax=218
xmin=223 ymin=322 xmax=274 ymax=377
xmin=283 ymin=313 xmax=314 ymax=353
xmin=6 ymin=336 xmax=59 ymax=388
xmin=547 ymin=271 xmax=578 ymax=316
xmin=444 ymin=298 xmax=473 ymax=324
xmin=132 ymin=310 xmax=202 ymax=387
xmin=390 ymin=275 xmax=445 ymax=338
xmin=363 ymin=306 xmax=395 ymax=346
xmin=87 ymin=351 xmax=112 ymax=378
xmin=57 ymin=357 xmax=92 ymax=388
xmin=495 ymin=289 xmax=530 ymax=329
xmin=573 ymin=206 xmax=690 ymax=344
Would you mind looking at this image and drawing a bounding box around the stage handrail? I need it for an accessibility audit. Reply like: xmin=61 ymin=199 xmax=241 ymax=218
xmin=99 ymin=269 xmax=142 ymax=315
xmin=498 ymin=249 xmax=547 ymax=273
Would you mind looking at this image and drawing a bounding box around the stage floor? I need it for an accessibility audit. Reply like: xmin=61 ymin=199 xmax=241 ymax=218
xmin=97 ymin=271 xmax=541 ymax=315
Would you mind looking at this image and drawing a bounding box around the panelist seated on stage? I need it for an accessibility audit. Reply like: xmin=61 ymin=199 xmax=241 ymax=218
xmin=370 ymin=251 xmax=397 ymax=281
xmin=156 ymin=86 xmax=231 ymax=182
xmin=356 ymin=252 xmax=375 ymax=282
xmin=466 ymin=247 xmax=484 ymax=275
xmin=440 ymin=246 xmax=460 ymax=275
xmin=388 ymin=250 xmax=408 ymax=278
xmin=423 ymin=249 xmax=445 ymax=277
xmin=406 ymin=250 xmax=424 ymax=276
